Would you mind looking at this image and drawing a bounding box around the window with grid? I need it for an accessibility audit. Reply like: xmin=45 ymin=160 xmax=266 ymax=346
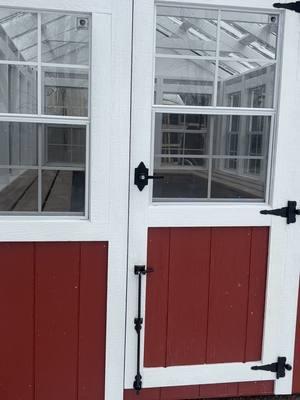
xmin=0 ymin=9 xmax=90 ymax=215
xmin=153 ymin=5 xmax=279 ymax=202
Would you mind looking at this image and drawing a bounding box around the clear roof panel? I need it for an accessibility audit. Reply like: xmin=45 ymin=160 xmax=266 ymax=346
xmin=156 ymin=6 xmax=218 ymax=56
xmin=0 ymin=10 xmax=37 ymax=61
xmin=41 ymin=13 xmax=90 ymax=65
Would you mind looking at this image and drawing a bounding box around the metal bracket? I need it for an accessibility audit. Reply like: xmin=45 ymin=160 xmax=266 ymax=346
xmin=134 ymin=162 xmax=164 ymax=191
xmin=260 ymin=201 xmax=300 ymax=224
xmin=133 ymin=265 xmax=153 ymax=393
xmin=274 ymin=2 xmax=300 ymax=12
xmin=252 ymin=357 xmax=292 ymax=379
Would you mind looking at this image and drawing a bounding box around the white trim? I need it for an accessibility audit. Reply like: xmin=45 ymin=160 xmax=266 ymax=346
xmin=139 ymin=363 xmax=276 ymax=388
xmin=152 ymin=105 xmax=276 ymax=115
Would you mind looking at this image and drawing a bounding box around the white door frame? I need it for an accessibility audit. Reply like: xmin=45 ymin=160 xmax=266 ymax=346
xmin=125 ymin=0 xmax=300 ymax=395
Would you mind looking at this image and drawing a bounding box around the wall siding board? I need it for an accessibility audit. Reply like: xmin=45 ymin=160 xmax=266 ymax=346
xmin=244 ymin=227 xmax=269 ymax=361
xmin=0 ymin=243 xmax=35 ymax=400
xmin=35 ymin=242 xmax=81 ymax=400
xmin=144 ymin=228 xmax=170 ymax=367
xmin=293 ymin=283 xmax=300 ymax=394
xmin=78 ymin=242 xmax=108 ymax=400
xmin=207 ymin=227 xmax=252 ymax=363
xmin=0 ymin=242 xmax=107 ymax=400
xmin=166 ymin=228 xmax=211 ymax=366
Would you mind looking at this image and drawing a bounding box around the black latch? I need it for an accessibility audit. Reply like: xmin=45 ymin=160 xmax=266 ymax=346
xmin=252 ymin=357 xmax=292 ymax=379
xmin=260 ymin=201 xmax=300 ymax=224
xmin=134 ymin=162 xmax=164 ymax=191
xmin=133 ymin=265 xmax=153 ymax=393
xmin=274 ymin=2 xmax=300 ymax=12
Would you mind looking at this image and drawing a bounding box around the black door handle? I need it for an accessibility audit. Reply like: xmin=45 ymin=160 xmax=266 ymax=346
xmin=134 ymin=162 xmax=164 ymax=191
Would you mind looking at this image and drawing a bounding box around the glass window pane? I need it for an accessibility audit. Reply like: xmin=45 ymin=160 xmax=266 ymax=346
xmin=211 ymin=158 xmax=266 ymax=199
xmin=42 ymin=170 xmax=85 ymax=213
xmin=220 ymin=11 xmax=278 ymax=60
xmin=41 ymin=125 xmax=86 ymax=168
xmin=213 ymin=115 xmax=271 ymax=156
xmin=0 ymin=122 xmax=38 ymax=165
xmin=0 ymin=168 xmax=38 ymax=211
xmin=217 ymin=62 xmax=275 ymax=107
xmin=41 ymin=13 xmax=90 ymax=65
xmin=155 ymin=59 xmax=215 ymax=105
xmin=153 ymin=113 xmax=270 ymax=201
xmin=0 ymin=65 xmax=37 ymax=114
xmin=156 ymin=6 xmax=218 ymax=56
xmin=43 ymin=67 xmax=89 ymax=116
xmin=0 ymin=10 xmax=37 ymax=61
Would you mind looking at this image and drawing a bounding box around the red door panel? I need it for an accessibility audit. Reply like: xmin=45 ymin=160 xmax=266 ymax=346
xmin=0 ymin=242 xmax=107 ymax=400
xmin=124 ymin=381 xmax=274 ymax=400
xmin=144 ymin=227 xmax=269 ymax=367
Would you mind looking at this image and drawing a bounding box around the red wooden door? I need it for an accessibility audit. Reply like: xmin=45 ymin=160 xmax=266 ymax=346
xmin=0 ymin=242 xmax=107 ymax=400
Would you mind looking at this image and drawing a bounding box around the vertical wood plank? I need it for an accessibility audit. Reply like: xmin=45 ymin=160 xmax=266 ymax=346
xmin=144 ymin=228 xmax=170 ymax=367
xmin=78 ymin=242 xmax=108 ymax=400
xmin=199 ymin=383 xmax=239 ymax=398
xmin=35 ymin=242 xmax=80 ymax=400
xmin=166 ymin=228 xmax=211 ymax=366
xmin=0 ymin=243 xmax=34 ymax=400
xmin=161 ymin=385 xmax=200 ymax=400
xmin=238 ymin=381 xmax=274 ymax=396
xmin=206 ymin=228 xmax=251 ymax=363
xmin=293 ymin=283 xmax=300 ymax=394
xmin=124 ymin=388 xmax=161 ymax=400
xmin=245 ymin=227 xmax=269 ymax=361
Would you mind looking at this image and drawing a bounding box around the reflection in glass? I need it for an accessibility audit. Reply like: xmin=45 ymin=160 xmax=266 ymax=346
xmin=211 ymin=159 xmax=266 ymax=199
xmin=42 ymin=13 xmax=90 ymax=64
xmin=0 ymin=169 xmax=38 ymax=211
xmin=155 ymin=58 xmax=214 ymax=105
xmin=0 ymin=122 xmax=38 ymax=166
xmin=217 ymin=62 xmax=275 ymax=108
xmin=153 ymin=113 xmax=270 ymax=201
xmin=156 ymin=6 xmax=218 ymax=56
xmin=220 ymin=11 xmax=278 ymax=60
xmin=42 ymin=125 xmax=86 ymax=167
xmin=0 ymin=65 xmax=37 ymax=114
xmin=0 ymin=10 xmax=37 ymax=61
xmin=43 ymin=67 xmax=89 ymax=116
xmin=42 ymin=170 xmax=85 ymax=212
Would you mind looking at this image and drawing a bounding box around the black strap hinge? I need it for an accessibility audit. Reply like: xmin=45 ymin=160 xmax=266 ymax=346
xmin=274 ymin=2 xmax=300 ymax=12
xmin=260 ymin=201 xmax=300 ymax=224
xmin=251 ymin=357 xmax=292 ymax=379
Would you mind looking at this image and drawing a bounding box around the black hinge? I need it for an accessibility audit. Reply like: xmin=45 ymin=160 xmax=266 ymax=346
xmin=133 ymin=265 xmax=153 ymax=394
xmin=252 ymin=357 xmax=292 ymax=379
xmin=274 ymin=2 xmax=300 ymax=12
xmin=134 ymin=162 xmax=164 ymax=191
xmin=260 ymin=201 xmax=300 ymax=224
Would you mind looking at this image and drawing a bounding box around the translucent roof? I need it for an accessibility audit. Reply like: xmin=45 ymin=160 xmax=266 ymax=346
xmin=0 ymin=10 xmax=89 ymax=64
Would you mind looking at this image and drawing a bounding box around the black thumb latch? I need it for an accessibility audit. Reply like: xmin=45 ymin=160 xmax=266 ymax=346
xmin=274 ymin=2 xmax=300 ymax=12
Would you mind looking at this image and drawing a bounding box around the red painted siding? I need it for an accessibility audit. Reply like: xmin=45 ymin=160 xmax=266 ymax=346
xmin=144 ymin=227 xmax=269 ymax=367
xmin=293 ymin=283 xmax=300 ymax=393
xmin=124 ymin=381 xmax=274 ymax=400
xmin=0 ymin=242 xmax=107 ymax=400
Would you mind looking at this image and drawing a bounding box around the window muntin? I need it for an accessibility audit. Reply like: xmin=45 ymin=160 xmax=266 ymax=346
xmin=0 ymin=8 xmax=90 ymax=215
xmin=153 ymin=6 xmax=279 ymax=202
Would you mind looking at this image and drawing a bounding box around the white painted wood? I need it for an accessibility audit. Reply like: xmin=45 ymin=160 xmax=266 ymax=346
xmin=142 ymin=363 xmax=275 ymax=388
xmin=0 ymin=0 xmax=111 ymax=13
xmin=126 ymin=0 xmax=300 ymax=395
